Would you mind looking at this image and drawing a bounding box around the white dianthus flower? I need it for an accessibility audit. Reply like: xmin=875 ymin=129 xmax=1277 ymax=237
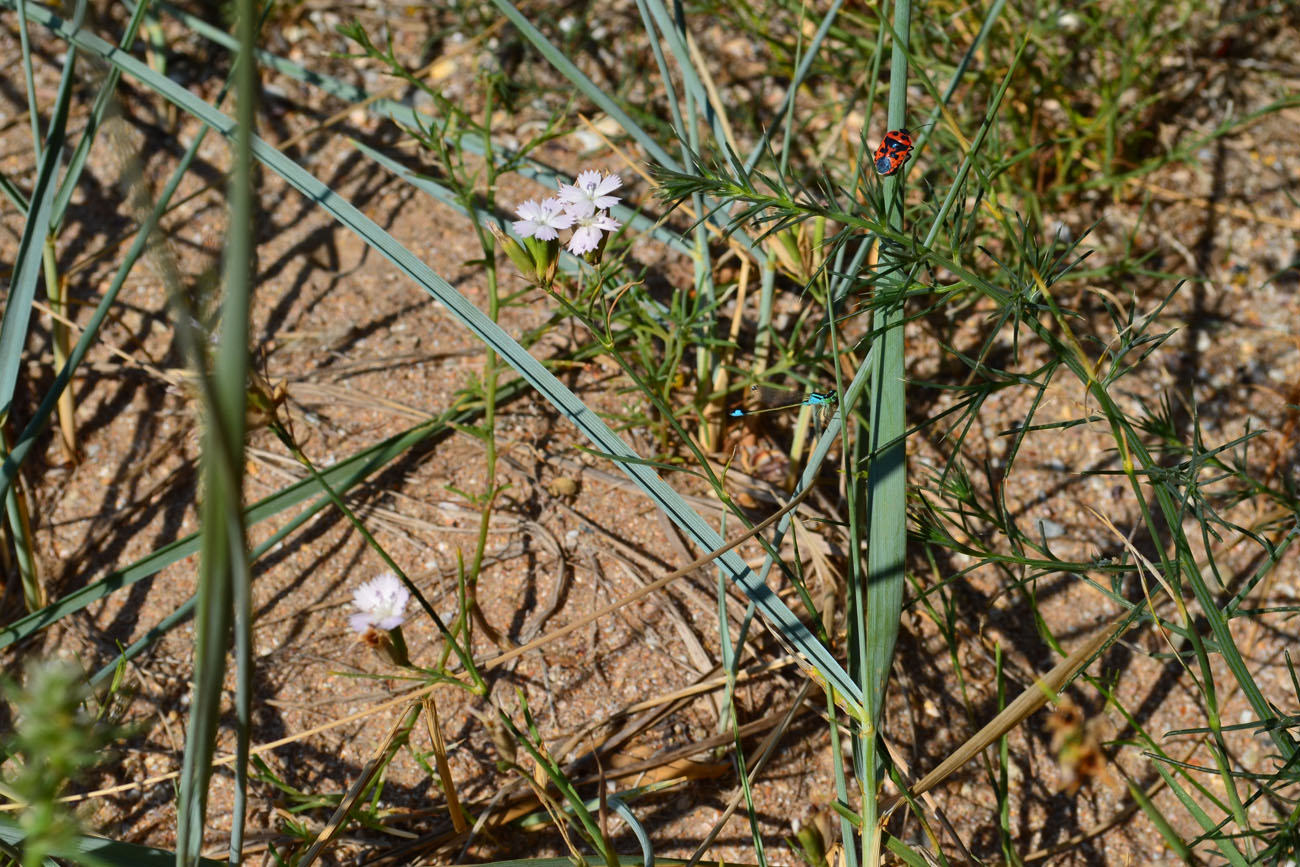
xmin=349 ymin=572 xmax=410 ymax=633
xmin=557 ymin=170 xmax=623 ymax=218
xmin=567 ymin=210 xmax=621 ymax=255
xmin=512 ymin=197 xmax=574 ymax=241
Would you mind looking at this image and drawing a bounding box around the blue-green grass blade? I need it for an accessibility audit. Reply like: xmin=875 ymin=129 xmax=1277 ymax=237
xmin=176 ymin=0 xmax=258 ymax=854
xmin=48 ymin=0 xmax=150 ymax=229
xmin=0 ymin=415 xmax=450 ymax=650
xmin=853 ymin=0 xmax=917 ymax=859
xmin=863 ymin=0 xmax=913 ymax=721
xmin=0 ymin=817 xmax=225 ymax=866
xmin=0 ymin=7 xmax=76 ymax=418
xmin=637 ymin=0 xmax=730 ymax=153
xmin=628 ymin=0 xmax=721 ymax=407
xmin=668 ymin=18 xmax=720 ymax=415
xmin=0 ymin=170 xmax=30 ymax=212
xmin=632 ymin=0 xmax=685 ymax=147
xmin=127 ymin=0 xmax=695 ymax=260
xmin=741 ymin=0 xmax=846 ymax=176
xmin=485 ymin=0 xmax=678 ymax=173
xmin=606 ymin=795 xmax=653 ymax=867
xmin=14 ymin=0 xmax=43 ymax=158
xmin=848 ymin=0 xmax=1027 ymax=751
xmin=12 ymin=0 xmax=861 ymax=714
xmin=227 ymin=2 xmax=261 ymax=855
xmin=1151 ymin=759 xmax=1250 ymax=866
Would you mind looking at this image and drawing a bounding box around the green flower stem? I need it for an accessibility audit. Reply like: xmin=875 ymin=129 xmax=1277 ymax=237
xmin=270 ymin=422 xmax=487 ymax=695
xmin=386 ymin=625 xmax=411 ymax=668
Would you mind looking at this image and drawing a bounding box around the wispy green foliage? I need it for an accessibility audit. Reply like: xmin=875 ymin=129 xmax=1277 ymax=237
xmin=1 ymin=0 xmax=1297 ymax=862
xmin=1 ymin=661 xmax=124 ymax=867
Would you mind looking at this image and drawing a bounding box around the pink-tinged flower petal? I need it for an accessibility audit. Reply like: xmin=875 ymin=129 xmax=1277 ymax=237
xmin=566 ymin=210 xmax=622 ymax=255
xmin=568 ymin=225 xmax=603 ymax=255
xmin=375 ymin=612 xmax=406 ymax=630
xmin=558 ymin=170 xmax=623 ymax=218
xmin=512 ymin=198 xmax=574 ymax=240
xmin=349 ymin=572 xmax=410 ymax=633
xmin=349 ymin=611 xmax=377 ymax=633
xmin=512 ymin=200 xmax=546 ymax=239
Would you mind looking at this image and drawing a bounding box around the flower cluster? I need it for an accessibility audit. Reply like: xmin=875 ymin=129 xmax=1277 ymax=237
xmin=496 ymin=170 xmax=624 ymax=287
xmin=513 ymin=170 xmax=623 ymax=256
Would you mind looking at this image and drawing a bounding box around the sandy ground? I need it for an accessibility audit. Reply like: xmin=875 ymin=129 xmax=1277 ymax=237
xmin=1 ymin=3 xmax=1299 ymax=865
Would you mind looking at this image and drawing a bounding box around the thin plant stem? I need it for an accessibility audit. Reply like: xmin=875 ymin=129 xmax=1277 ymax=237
xmin=41 ymin=239 xmax=75 ymax=460
xmin=270 ymin=420 xmax=488 ymax=694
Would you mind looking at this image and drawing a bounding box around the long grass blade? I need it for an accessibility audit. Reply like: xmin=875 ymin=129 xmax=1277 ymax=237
xmin=175 ymin=0 xmax=258 ymax=854
xmin=0 ymin=411 xmax=469 ymax=652
xmin=0 ymin=2 xmax=76 ymax=419
xmin=48 ymin=0 xmax=150 ymax=228
xmin=7 ymin=0 xmax=861 ymax=715
xmin=485 ymin=0 xmax=678 ymax=173
xmin=855 ymin=1 xmax=917 ymax=861
xmin=0 ymin=816 xmax=225 ymax=866
xmin=128 ymin=0 xmax=697 ymax=263
xmin=0 ymin=0 xmax=84 ymax=614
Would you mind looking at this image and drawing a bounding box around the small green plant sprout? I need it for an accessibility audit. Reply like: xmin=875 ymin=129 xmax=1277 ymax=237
xmin=349 ymin=572 xmax=412 ymax=668
xmin=503 ymin=170 xmax=624 ymax=285
xmin=1 ymin=660 xmax=123 ymax=867
xmin=789 ymin=811 xmax=835 ymax=867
